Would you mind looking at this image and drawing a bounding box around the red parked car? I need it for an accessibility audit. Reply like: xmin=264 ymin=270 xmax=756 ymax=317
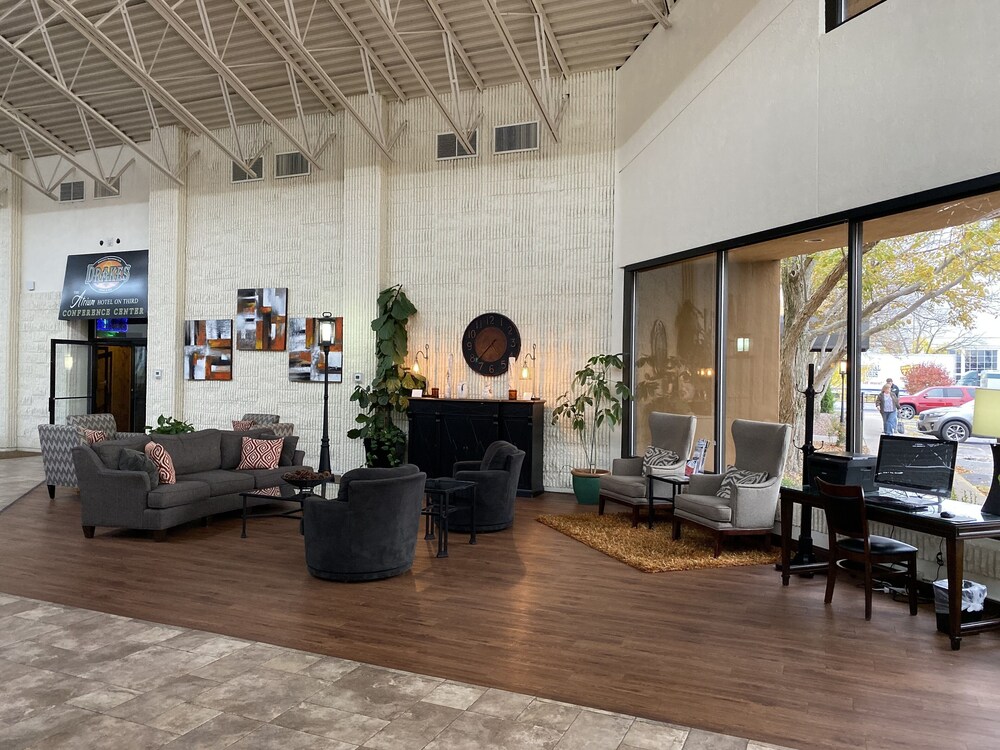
xmin=897 ymin=386 xmax=976 ymax=419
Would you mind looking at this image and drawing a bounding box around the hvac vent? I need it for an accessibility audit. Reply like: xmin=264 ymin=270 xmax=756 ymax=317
xmin=275 ymin=151 xmax=310 ymax=178
xmin=94 ymin=176 xmax=121 ymax=199
xmin=494 ymin=122 xmax=539 ymax=154
xmin=436 ymin=130 xmax=477 ymax=160
xmin=59 ymin=181 xmax=84 ymax=202
xmin=232 ymin=156 xmax=264 ymax=183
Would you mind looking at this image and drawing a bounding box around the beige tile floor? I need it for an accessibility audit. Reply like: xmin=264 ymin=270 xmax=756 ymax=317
xmin=0 ymin=458 xmax=798 ymax=750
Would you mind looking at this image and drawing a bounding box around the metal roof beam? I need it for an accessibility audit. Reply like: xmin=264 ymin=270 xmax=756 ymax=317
xmin=526 ymin=0 xmax=569 ymax=78
xmin=233 ymin=0 xmax=394 ymax=160
xmin=144 ymin=0 xmax=323 ymax=170
xmin=0 ymin=155 xmax=60 ymax=201
xmin=319 ymin=0 xmax=407 ymax=103
xmin=481 ymin=0 xmax=560 ymax=142
xmin=636 ymin=0 xmax=672 ymax=30
xmin=358 ymin=0 xmax=475 ymax=153
xmin=422 ymin=0 xmax=483 ymax=91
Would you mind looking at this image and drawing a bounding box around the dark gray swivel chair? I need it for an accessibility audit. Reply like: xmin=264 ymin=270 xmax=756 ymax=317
xmin=303 ymin=465 xmax=426 ymax=582
xmin=451 ymin=441 xmax=526 ymax=532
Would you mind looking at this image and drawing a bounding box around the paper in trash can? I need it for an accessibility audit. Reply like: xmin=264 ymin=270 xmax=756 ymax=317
xmin=933 ymin=579 xmax=987 ymax=614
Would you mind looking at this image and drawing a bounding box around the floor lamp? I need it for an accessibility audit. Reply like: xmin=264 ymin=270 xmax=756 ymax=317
xmin=317 ymin=313 xmax=336 ymax=474
xmin=973 ymin=388 xmax=1000 ymax=516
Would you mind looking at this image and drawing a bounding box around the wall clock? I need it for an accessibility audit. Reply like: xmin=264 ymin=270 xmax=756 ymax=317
xmin=462 ymin=313 xmax=521 ymax=376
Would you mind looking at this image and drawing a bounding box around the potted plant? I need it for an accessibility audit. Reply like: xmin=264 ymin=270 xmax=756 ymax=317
xmin=347 ymin=284 xmax=426 ymax=467
xmin=551 ymin=353 xmax=632 ymax=504
xmin=146 ymin=415 xmax=195 ymax=434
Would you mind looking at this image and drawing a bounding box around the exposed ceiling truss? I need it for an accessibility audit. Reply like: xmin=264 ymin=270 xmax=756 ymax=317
xmin=0 ymin=0 xmax=670 ymax=195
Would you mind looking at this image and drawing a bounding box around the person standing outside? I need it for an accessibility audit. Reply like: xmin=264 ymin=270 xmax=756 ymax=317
xmin=876 ymin=383 xmax=899 ymax=435
xmin=886 ymin=378 xmax=900 ymax=400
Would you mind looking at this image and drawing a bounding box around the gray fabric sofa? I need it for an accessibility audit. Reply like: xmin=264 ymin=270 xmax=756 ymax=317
xmin=72 ymin=427 xmax=308 ymax=540
xmin=303 ymin=465 xmax=426 ymax=582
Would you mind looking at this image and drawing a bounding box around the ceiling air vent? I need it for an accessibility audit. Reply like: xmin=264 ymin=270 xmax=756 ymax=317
xmin=494 ymin=122 xmax=539 ymax=154
xmin=275 ymin=151 xmax=310 ymax=178
xmin=59 ymin=181 xmax=84 ymax=202
xmin=94 ymin=176 xmax=121 ymax=199
xmin=436 ymin=130 xmax=477 ymax=160
xmin=232 ymin=156 xmax=264 ymax=183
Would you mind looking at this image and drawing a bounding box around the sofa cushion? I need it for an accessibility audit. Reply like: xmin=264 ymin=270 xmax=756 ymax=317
xmin=220 ymin=427 xmax=273 ymax=469
xmin=236 ymin=465 xmax=310 ymax=490
xmin=715 ymin=466 xmax=769 ymax=500
xmin=232 ymin=419 xmax=255 ymax=431
xmin=91 ymin=436 xmax=151 ymax=469
xmin=146 ymin=480 xmax=210 ymax=509
xmin=674 ymin=493 xmax=733 ymax=523
xmin=145 ymin=442 xmax=177 ymax=485
xmin=273 ymin=435 xmax=299 ymax=467
xmin=237 ymin=437 xmax=283 ymax=470
xmin=182 ymin=470 xmax=255 ymax=496
xmin=642 ymin=446 xmax=680 ymax=477
xmin=337 ymin=465 xmax=419 ymax=501
xmin=118 ymin=448 xmax=159 ymax=489
xmin=598 ymin=474 xmax=647 ymax=499
xmin=81 ymin=428 xmax=108 ymax=445
xmin=151 ymin=430 xmax=222 ymax=474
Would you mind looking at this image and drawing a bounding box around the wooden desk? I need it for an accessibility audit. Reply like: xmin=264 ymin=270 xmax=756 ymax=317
xmin=779 ymin=486 xmax=1000 ymax=650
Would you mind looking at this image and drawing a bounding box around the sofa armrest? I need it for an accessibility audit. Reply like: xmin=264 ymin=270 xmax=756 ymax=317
xmin=72 ymin=446 xmax=151 ymax=528
xmin=686 ymin=473 xmax=723 ymax=495
xmin=611 ymin=456 xmax=643 ymax=476
xmin=730 ymin=477 xmax=781 ymax=529
xmin=452 ymin=460 xmax=481 ymax=476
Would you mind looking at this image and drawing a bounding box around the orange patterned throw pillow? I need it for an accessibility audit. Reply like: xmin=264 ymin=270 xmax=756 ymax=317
xmin=232 ymin=419 xmax=255 ymax=431
xmin=82 ymin=429 xmax=108 ymax=445
xmin=237 ymin=436 xmax=282 ymax=470
xmin=144 ymin=441 xmax=177 ymax=485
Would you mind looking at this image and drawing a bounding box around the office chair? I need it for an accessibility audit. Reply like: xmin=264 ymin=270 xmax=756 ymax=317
xmin=816 ymin=478 xmax=919 ymax=621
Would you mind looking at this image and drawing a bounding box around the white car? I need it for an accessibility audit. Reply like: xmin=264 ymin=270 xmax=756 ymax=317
xmin=916 ymin=400 xmax=975 ymax=442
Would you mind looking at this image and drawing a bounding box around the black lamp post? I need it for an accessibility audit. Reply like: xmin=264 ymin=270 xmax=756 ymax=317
xmin=839 ymin=358 xmax=848 ymax=425
xmin=317 ymin=312 xmax=335 ymax=474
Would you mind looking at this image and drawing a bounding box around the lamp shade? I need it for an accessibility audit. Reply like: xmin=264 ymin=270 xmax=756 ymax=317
xmin=317 ymin=314 xmax=335 ymax=346
xmin=973 ymin=388 xmax=1000 ymax=439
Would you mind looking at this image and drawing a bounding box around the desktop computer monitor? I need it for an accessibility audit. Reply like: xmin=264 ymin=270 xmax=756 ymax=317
xmin=874 ymin=435 xmax=958 ymax=498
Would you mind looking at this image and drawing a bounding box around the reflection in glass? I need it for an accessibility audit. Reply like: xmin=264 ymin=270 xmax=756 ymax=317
xmin=633 ymin=256 xmax=716 ymax=471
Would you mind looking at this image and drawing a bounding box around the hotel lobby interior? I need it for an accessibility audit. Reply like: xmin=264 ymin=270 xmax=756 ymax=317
xmin=3 ymin=1 xmax=1000 ymax=749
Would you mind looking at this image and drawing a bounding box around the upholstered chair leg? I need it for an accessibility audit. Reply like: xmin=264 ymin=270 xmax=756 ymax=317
xmin=672 ymin=517 xmax=681 ymax=540
xmin=47 ymin=484 xmax=55 ymax=499
xmin=864 ymin=562 xmax=874 ymax=620
xmin=908 ymin=554 xmax=919 ymax=616
xmin=632 ymin=507 xmax=640 ymax=528
xmin=82 ymin=525 xmax=95 ymax=538
xmin=713 ymin=534 xmax=722 ymax=558
xmin=598 ymin=496 xmax=606 ymax=516
xmin=825 ymin=553 xmax=838 ymax=604
xmin=152 ymin=530 xmax=167 ymax=542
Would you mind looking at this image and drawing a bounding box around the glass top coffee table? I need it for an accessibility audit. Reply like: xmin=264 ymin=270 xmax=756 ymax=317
xmin=422 ymin=478 xmax=477 ymax=558
xmin=239 ymin=477 xmax=338 ymax=538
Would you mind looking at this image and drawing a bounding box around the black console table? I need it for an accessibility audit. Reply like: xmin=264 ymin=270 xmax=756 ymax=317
xmin=407 ymin=398 xmax=545 ymax=496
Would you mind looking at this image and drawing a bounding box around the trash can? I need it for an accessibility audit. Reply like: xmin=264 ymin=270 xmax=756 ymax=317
xmin=932 ymin=579 xmax=987 ymax=633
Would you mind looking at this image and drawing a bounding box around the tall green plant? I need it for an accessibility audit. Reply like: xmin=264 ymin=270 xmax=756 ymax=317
xmin=347 ymin=284 xmax=426 ymax=466
xmin=551 ymin=353 xmax=632 ymax=474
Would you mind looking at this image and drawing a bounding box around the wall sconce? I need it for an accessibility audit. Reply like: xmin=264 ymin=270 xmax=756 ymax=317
xmin=697 ymin=367 xmax=714 ymax=378
xmin=520 ymin=343 xmax=537 ymax=380
xmin=412 ymin=344 xmax=429 ymax=375
xmin=736 ymin=337 xmax=751 ymax=353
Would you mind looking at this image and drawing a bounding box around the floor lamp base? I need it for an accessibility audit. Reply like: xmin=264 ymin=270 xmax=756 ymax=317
xmin=980 ymin=443 xmax=1000 ymax=517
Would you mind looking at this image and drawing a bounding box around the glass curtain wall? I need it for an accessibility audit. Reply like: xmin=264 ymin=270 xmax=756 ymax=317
xmin=860 ymin=190 xmax=1000 ymax=505
xmin=633 ymin=255 xmax=717 ymax=471
xmin=725 ymin=225 xmax=849 ymax=481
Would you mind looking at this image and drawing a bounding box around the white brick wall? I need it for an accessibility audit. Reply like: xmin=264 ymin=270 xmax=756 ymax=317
xmin=0 ymin=159 xmax=21 ymax=448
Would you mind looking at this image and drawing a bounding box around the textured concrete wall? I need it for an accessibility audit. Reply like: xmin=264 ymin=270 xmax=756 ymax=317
xmin=0 ymin=158 xmax=21 ymax=448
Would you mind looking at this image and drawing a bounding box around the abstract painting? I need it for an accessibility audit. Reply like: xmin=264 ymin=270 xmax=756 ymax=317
xmin=184 ymin=319 xmax=233 ymax=381
xmin=288 ymin=316 xmax=343 ymax=382
xmin=236 ymin=287 xmax=288 ymax=351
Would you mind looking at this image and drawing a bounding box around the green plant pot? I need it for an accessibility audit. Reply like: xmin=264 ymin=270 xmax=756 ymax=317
xmin=571 ymin=469 xmax=606 ymax=505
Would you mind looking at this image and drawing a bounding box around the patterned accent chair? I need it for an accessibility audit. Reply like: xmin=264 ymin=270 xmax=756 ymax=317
xmin=38 ymin=414 xmax=146 ymax=499
xmin=268 ymin=423 xmax=295 ymax=438
xmin=242 ymin=413 xmax=279 ymax=425
xmin=672 ymin=419 xmax=792 ymax=557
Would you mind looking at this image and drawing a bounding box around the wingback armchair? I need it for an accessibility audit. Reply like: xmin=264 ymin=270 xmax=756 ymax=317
xmin=598 ymin=412 xmax=697 ymax=528
xmin=38 ymin=413 xmax=146 ymax=498
xmin=451 ymin=441 xmax=526 ymax=532
xmin=672 ymin=419 xmax=792 ymax=557
xmin=303 ymin=465 xmax=426 ymax=582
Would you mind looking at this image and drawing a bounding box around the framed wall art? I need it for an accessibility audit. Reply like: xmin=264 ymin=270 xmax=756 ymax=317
xmin=236 ymin=287 xmax=288 ymax=351
xmin=288 ymin=316 xmax=343 ymax=382
xmin=184 ymin=319 xmax=233 ymax=381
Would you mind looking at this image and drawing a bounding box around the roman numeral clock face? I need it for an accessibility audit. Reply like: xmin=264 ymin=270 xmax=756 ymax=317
xmin=462 ymin=313 xmax=521 ymax=376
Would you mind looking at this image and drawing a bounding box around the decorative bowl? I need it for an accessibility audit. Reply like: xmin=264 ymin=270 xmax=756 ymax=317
xmin=281 ymin=472 xmax=332 ymax=489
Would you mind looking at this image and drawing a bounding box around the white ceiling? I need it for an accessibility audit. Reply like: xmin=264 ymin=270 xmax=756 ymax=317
xmin=0 ymin=0 xmax=669 ymax=183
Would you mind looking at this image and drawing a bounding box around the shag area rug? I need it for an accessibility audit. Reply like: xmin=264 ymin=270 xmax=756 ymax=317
xmin=536 ymin=512 xmax=779 ymax=573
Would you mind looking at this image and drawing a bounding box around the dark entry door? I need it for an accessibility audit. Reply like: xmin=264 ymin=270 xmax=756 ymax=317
xmin=92 ymin=342 xmax=147 ymax=432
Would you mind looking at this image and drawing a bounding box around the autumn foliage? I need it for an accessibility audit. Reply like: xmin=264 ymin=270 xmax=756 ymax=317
xmin=902 ymin=362 xmax=954 ymax=393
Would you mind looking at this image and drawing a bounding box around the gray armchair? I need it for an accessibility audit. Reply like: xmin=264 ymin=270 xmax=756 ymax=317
xmin=598 ymin=412 xmax=697 ymax=528
xmin=672 ymin=419 xmax=792 ymax=557
xmin=38 ymin=413 xmax=146 ymax=498
xmin=452 ymin=441 xmax=525 ymax=532
xmin=303 ymin=465 xmax=426 ymax=582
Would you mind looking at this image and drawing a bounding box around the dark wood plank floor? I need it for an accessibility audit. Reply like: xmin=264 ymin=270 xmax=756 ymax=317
xmin=1 ymin=485 xmax=997 ymax=750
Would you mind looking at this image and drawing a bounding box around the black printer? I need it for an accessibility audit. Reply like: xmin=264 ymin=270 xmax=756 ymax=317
xmin=806 ymin=451 xmax=877 ymax=493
